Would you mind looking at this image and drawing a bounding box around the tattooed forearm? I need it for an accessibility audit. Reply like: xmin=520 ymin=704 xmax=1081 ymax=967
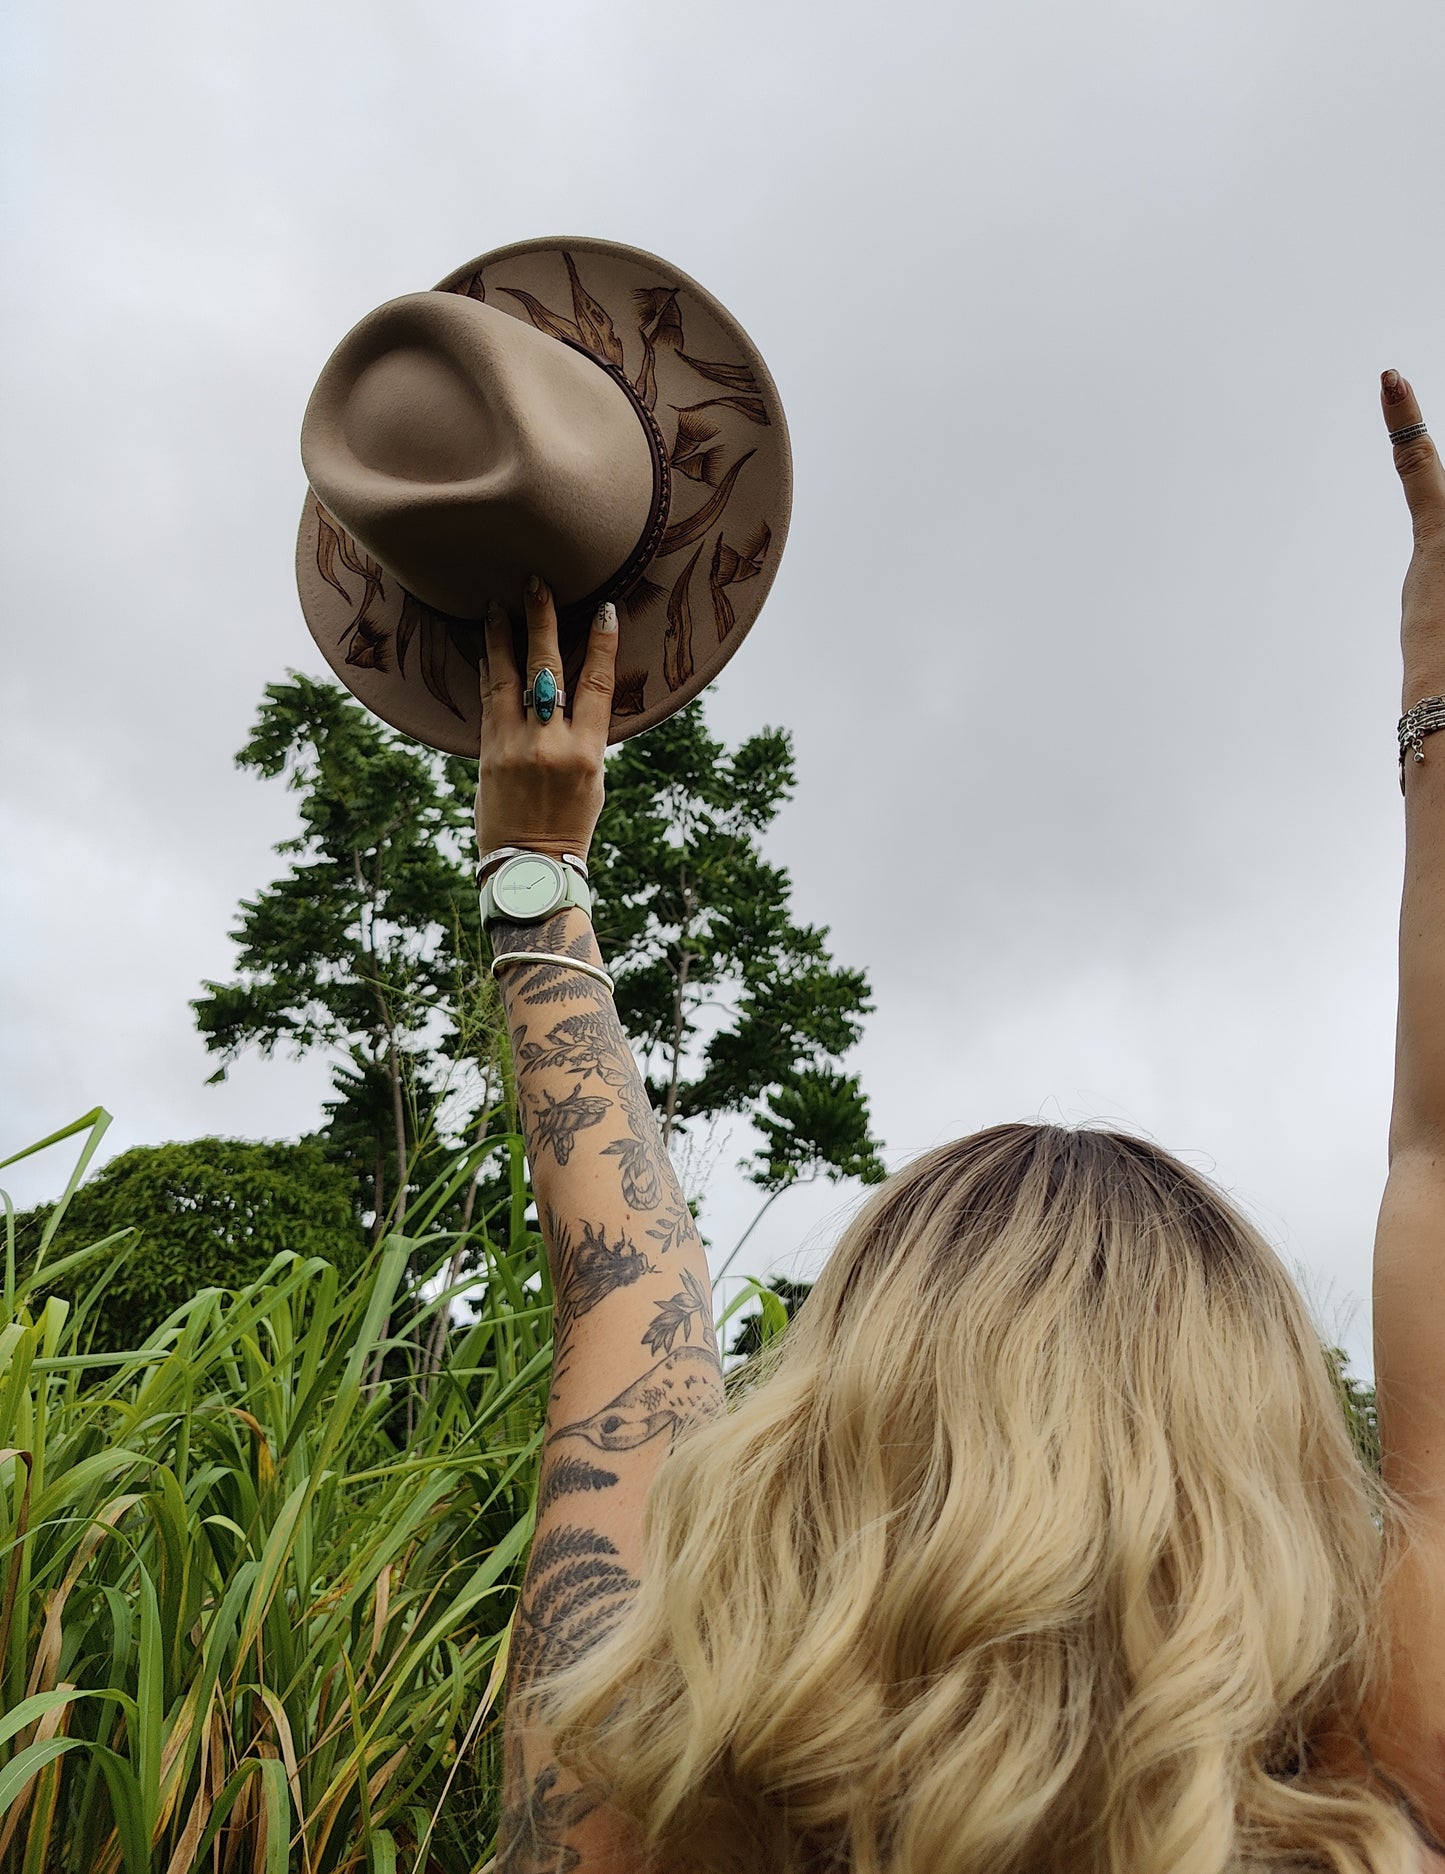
xmin=496 ymin=1528 xmax=640 ymax=1870
xmin=532 ymin=1083 xmax=610 ymax=1167
xmin=537 ymin=1454 xmax=620 ymax=1515
xmin=511 ymin=1525 xmax=641 ymax=1688
xmin=552 ymin=1347 xmax=722 ymax=1451
xmin=547 ymin=1209 xmax=656 ymax=1372
xmin=642 ymin=1267 xmax=719 ymax=1357
xmin=491 ymin=916 xmax=604 ymax=1006
xmin=645 ymin=1193 xmax=694 ymax=1257
xmin=497 ymin=1727 xmax=601 ymax=1874
xmin=601 ymin=1076 xmax=665 ymax=1209
xmin=511 ymin=994 xmax=685 ymax=1230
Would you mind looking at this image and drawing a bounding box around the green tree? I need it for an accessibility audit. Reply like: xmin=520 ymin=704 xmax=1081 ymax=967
xmin=196 ymin=682 xmax=882 ymax=1258
xmin=191 ymin=675 xmax=496 ymax=1240
xmin=15 ymin=1136 xmax=366 ymax=1352
xmin=590 ymin=706 xmax=885 ymax=1203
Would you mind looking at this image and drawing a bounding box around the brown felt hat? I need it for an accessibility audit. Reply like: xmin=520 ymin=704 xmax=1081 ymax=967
xmin=297 ymin=236 xmax=792 ymax=753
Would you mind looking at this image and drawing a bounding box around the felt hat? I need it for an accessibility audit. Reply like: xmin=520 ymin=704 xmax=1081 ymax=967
xmin=297 ymin=235 xmax=792 ymax=752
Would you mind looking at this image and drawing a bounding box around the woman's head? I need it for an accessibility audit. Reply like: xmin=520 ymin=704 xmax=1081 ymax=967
xmin=543 ymin=1123 xmax=1417 ymax=1874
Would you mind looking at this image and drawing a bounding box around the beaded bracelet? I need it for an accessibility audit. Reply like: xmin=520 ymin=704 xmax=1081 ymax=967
xmin=1399 ymin=696 xmax=1445 ymax=793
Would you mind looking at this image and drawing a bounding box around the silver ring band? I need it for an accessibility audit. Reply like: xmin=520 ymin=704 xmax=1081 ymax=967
xmin=1389 ymin=422 xmax=1430 ymax=446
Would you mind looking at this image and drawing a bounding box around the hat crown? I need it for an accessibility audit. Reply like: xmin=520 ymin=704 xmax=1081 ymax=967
xmin=343 ymin=344 xmax=496 ymax=483
xmin=301 ymin=291 xmax=656 ymax=618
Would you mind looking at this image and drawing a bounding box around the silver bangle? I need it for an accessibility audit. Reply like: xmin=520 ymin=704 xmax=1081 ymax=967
xmin=491 ymin=949 xmax=615 ymax=993
xmin=1398 ymin=696 xmax=1445 ymax=792
xmin=476 ymin=846 xmax=588 ymax=889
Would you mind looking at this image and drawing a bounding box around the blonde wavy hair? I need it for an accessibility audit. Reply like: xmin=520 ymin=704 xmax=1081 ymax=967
xmin=539 ymin=1124 xmax=1426 ymax=1874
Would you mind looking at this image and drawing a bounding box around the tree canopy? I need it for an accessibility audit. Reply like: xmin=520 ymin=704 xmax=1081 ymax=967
xmin=16 ymin=1135 xmax=366 ymax=1352
xmin=589 ymin=706 xmax=885 ymax=1193
xmin=193 ymin=680 xmax=884 ymax=1258
xmin=191 ymin=675 xmax=494 ymax=1239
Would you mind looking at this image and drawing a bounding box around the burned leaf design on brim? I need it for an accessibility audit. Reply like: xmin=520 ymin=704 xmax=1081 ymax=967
xmin=681 ymin=392 xmax=769 ymax=426
xmin=343 ymin=618 xmax=390 ymax=671
xmin=498 ymin=287 xmax=582 ymax=347
xmin=419 ymin=607 xmax=464 ymax=720
xmin=395 ymin=589 xmax=433 ymax=679
xmin=349 ymin=555 xmax=386 ymax=634
xmin=632 ymin=286 xmax=684 ymax=412
xmin=664 ymin=541 xmax=705 ymax=692
xmin=315 ymin=506 xmax=353 ymax=603
xmin=657 ymin=450 xmax=756 ymax=558
xmin=634 ymin=286 xmax=684 ymax=349
xmin=680 ymin=353 xmax=760 ymax=394
xmin=457 ymin=271 xmax=486 ymax=302
xmin=612 ymin=669 xmax=650 ymax=717
xmin=670 ymin=407 xmax=725 ymax=486
xmin=564 ymin=253 xmax=626 ymax=369
xmin=316 ymin=501 xmax=383 ymax=607
xmin=709 ymin=520 xmax=771 ymax=643
xmin=621 ymin=572 xmax=665 ymax=620
xmin=399 ymin=588 xmax=483 ymax=719
xmin=634 ymin=342 xmax=658 ymax=414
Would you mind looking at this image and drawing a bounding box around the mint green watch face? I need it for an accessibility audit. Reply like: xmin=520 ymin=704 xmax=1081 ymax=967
xmin=494 ymin=855 xmax=566 ymax=921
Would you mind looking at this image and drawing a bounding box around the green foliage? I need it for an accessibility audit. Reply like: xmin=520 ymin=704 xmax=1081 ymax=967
xmin=726 ymin=1275 xmax=814 ymax=1360
xmin=14 ymin=1137 xmax=366 ymax=1354
xmin=191 ymin=675 xmax=494 ymax=1238
xmin=195 ymin=682 xmax=883 ymax=1237
xmin=0 ymin=1108 xmax=551 ymax=1873
xmin=1325 ymin=1344 xmax=1381 ymax=1475
xmin=0 ymin=1117 xmax=1390 ymax=1870
xmin=590 ymin=705 xmax=885 ymax=1191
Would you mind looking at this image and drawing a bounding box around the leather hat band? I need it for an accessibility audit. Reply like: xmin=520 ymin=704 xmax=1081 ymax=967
xmin=548 ymin=333 xmax=672 ymax=631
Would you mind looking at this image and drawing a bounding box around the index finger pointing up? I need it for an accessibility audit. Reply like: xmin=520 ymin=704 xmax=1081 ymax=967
xmin=1384 ymin=369 xmax=1445 ymax=541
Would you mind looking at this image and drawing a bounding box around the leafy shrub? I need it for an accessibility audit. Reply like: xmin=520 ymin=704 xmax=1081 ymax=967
xmin=14 ymin=1136 xmax=366 ymax=1352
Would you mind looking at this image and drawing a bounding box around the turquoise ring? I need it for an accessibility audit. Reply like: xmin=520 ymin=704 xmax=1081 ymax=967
xmin=523 ymin=667 xmax=563 ymax=723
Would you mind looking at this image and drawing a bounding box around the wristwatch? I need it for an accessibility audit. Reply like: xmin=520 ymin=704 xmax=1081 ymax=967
xmin=480 ymin=850 xmax=594 ymax=926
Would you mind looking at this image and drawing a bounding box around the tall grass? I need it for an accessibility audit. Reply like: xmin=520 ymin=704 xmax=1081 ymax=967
xmin=0 ymin=1108 xmax=554 ymax=1873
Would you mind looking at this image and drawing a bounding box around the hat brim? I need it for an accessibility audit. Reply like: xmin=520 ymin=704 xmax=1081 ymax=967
xmin=295 ymin=235 xmax=792 ymax=755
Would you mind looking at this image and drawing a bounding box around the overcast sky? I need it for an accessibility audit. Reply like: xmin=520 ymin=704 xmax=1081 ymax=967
xmin=5 ymin=0 xmax=1442 ymax=1376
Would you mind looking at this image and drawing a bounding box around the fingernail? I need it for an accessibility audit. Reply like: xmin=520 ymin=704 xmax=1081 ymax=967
xmin=526 ymin=573 xmax=543 ymax=600
xmin=486 ymin=598 xmax=506 ymax=626
xmin=1384 ymin=369 xmax=1408 ymax=405
xmin=595 ymin=601 xmax=617 ymax=633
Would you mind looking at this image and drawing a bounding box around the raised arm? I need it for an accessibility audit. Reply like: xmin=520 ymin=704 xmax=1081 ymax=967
xmin=476 ymin=579 xmax=725 ymax=1874
xmin=1367 ymin=372 xmax=1445 ymax=1844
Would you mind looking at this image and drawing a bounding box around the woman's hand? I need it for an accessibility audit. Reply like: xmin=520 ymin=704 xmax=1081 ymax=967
xmin=475 ymin=577 xmax=617 ymax=863
xmin=1383 ymin=370 xmax=1445 ymax=704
